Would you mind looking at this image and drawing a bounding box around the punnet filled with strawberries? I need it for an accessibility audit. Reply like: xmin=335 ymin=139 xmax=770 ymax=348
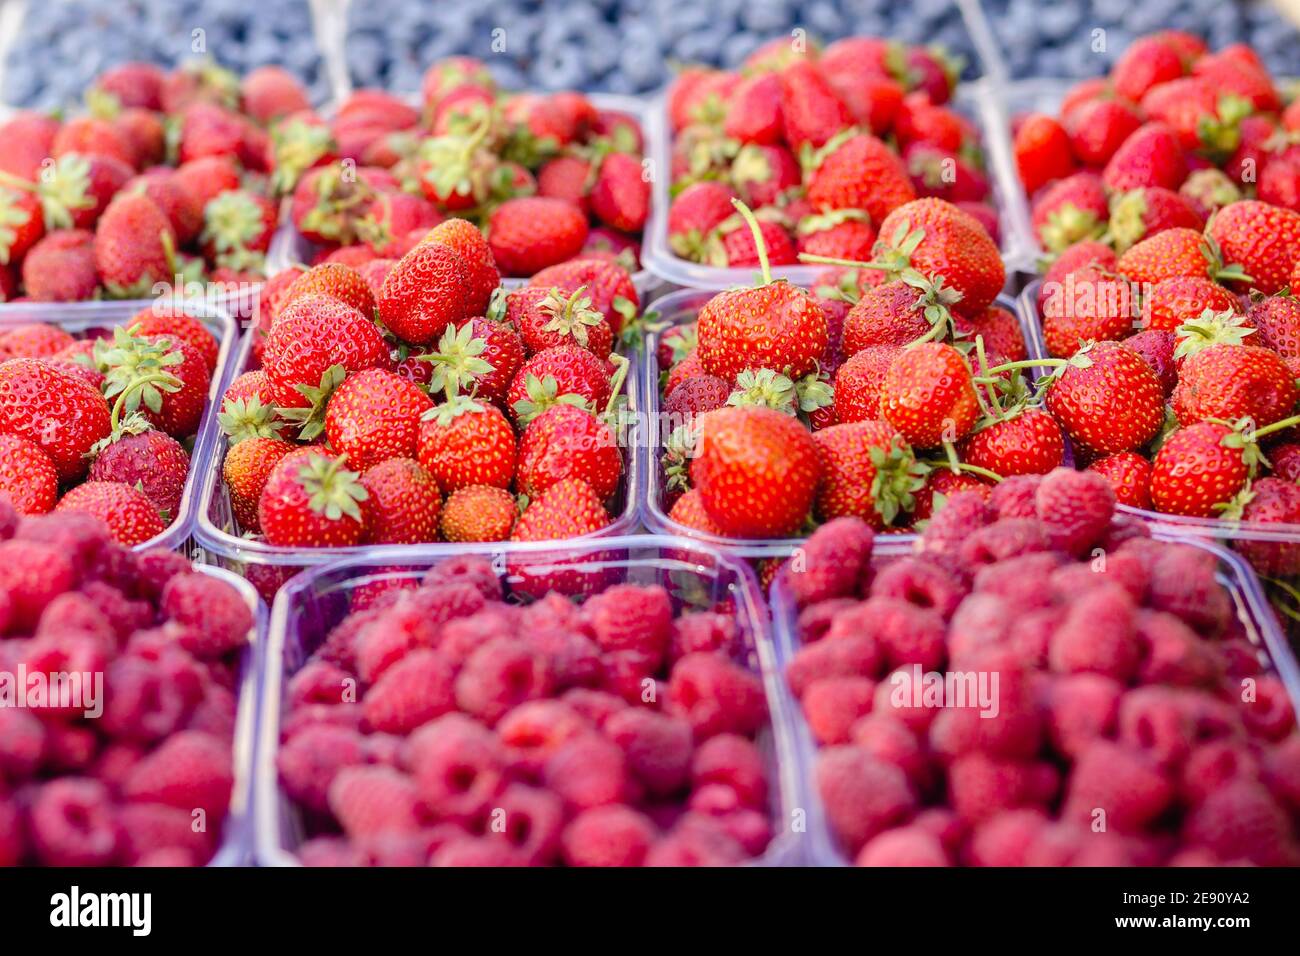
xmin=274 ymin=57 xmax=652 ymax=285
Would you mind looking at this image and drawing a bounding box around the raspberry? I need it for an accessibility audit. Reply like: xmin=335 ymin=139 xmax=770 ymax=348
xmin=28 ymin=778 xmax=121 ymax=866
xmin=1048 ymin=550 xmax=1149 ymax=604
xmin=80 ymin=581 xmax=152 ymax=641
xmin=93 ymin=741 xmax=146 ymax=794
xmin=122 ymin=730 xmax=233 ymax=820
xmin=690 ymin=733 xmax=768 ymax=808
xmin=1241 ymin=674 xmax=1297 ymax=742
xmin=421 ymin=555 xmax=502 ymax=601
xmin=580 ymin=584 xmax=673 ymax=666
xmin=1034 ymin=467 xmax=1115 ymax=555
xmin=0 ymin=708 xmax=46 ymax=780
xmin=849 ymin=713 xmax=930 ymax=788
xmin=521 ymin=592 xmax=584 ymax=631
xmin=1181 ymin=741 xmax=1260 ymax=805
xmin=1182 ymin=780 xmax=1299 ymax=866
xmin=709 ymin=807 xmax=772 ymax=856
xmin=528 ymin=626 xmax=602 ymax=689
xmin=560 ymin=688 xmax=628 ymax=726
xmin=43 ymin=724 xmax=97 ymax=772
xmin=406 ymin=714 xmax=507 ymax=824
xmin=869 ymin=557 xmax=965 ymax=619
xmin=1118 ymin=686 xmax=1197 ymax=768
xmin=188 ymin=683 xmax=238 ymax=738
xmin=430 ymin=836 xmax=524 ymax=866
xmin=328 ymin=765 xmax=425 ymax=839
xmin=1023 ymin=823 xmax=1147 ymax=866
xmin=947 ymin=593 xmax=1015 ymax=664
xmin=562 ymin=805 xmax=658 ymax=866
xmin=101 ymin=655 xmax=191 ymax=742
xmin=353 ymin=604 xmax=442 ymax=683
xmin=20 ymin=633 xmax=109 ymax=718
xmin=965 ymin=808 xmax=1050 ymax=866
xmin=1220 ymin=638 xmax=1263 ymax=679
xmin=133 ymin=546 xmax=194 ymax=599
xmin=0 ymin=795 xmax=23 ymax=866
xmin=1044 ymin=673 xmax=1123 ymax=757
xmin=1135 ymin=610 xmax=1221 ymax=687
xmin=815 ymin=746 xmax=914 ymax=852
xmin=947 ymin=753 xmax=1056 ymax=824
xmin=874 ymin=669 xmax=939 ymax=733
xmin=787 ymin=634 xmax=882 ymax=697
xmin=1144 ymin=543 xmax=1231 ymax=635
xmin=916 ymin=490 xmax=992 ymax=556
xmin=829 ymin=597 xmax=946 ymax=671
xmin=359 ymin=829 xmax=456 ymax=867
xmin=15 ymin=512 xmax=110 ymax=572
xmin=543 ymin=733 xmax=630 ymax=812
xmin=288 ymin=659 xmax=353 ymax=708
xmin=604 ymin=708 xmax=694 ymax=796
xmin=784 ymin=517 xmax=874 ymax=608
xmin=117 ymin=803 xmax=214 ymax=865
xmin=405 ymin=580 xmax=489 ymax=627
xmin=667 ymin=652 xmax=766 ymax=740
xmin=794 ymin=598 xmax=858 ymax=645
xmin=957 ymin=518 xmax=1051 ymax=568
xmin=362 ymin=649 xmax=455 ymax=734
xmin=928 ymin=679 xmax=1042 ymax=760
xmin=438 ymin=605 xmax=519 ymax=664
xmin=454 ymin=636 xmax=553 ymax=726
xmin=1047 ymin=584 xmax=1140 ymax=681
xmin=1097 ymin=513 xmax=1150 ymax=550
xmin=972 ymin=552 xmax=1062 ymax=610
xmin=498 ymin=699 xmax=592 ymax=776
xmin=669 ymin=611 xmax=738 ymax=663
xmin=160 ymin=572 xmax=253 ymax=659
xmin=988 ymin=474 xmax=1041 ymax=519
xmin=35 ymin=591 xmax=115 ymax=645
xmin=483 ymin=783 xmax=564 ymax=866
xmin=856 ymin=826 xmax=951 ymax=866
xmin=0 ymin=539 xmax=77 ymax=630
xmin=1263 ymin=735 xmax=1300 ymax=812
xmin=1063 ymin=740 xmax=1174 ymax=832
xmin=646 ymin=815 xmax=747 ymax=866
xmin=280 ymin=702 xmax=362 ymax=738
xmin=803 ymin=677 xmax=876 ymax=745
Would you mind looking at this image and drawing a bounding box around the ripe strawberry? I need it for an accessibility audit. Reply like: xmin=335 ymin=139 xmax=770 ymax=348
xmin=840 ymin=277 xmax=962 ymax=354
xmin=666 ymin=487 xmax=727 ymax=537
xmin=709 ymin=215 xmax=796 ymax=268
xmin=1233 ymin=478 xmax=1300 ymax=575
xmin=0 ymin=359 xmax=111 ymax=481
xmin=1044 ymin=341 xmax=1164 ymax=457
xmin=377 ymin=240 xmax=472 ymax=346
xmin=805 ymin=133 xmax=915 ymax=226
xmin=528 ymin=258 xmax=640 ymax=338
xmin=222 ymin=436 xmax=294 ymax=531
xmin=55 ymin=480 xmax=166 ymax=546
xmin=959 ymin=408 xmax=1065 ymax=477
xmin=1086 ymin=451 xmax=1153 ymax=510
xmin=667 ymin=182 xmax=737 ymax=261
xmin=1041 ymin=265 xmax=1135 ymax=357
xmin=487 ymin=197 xmax=588 ymax=277
xmin=1106 ymin=186 xmax=1202 ymax=253
xmin=417 ymin=395 xmax=517 ymax=492
xmin=0 ymin=323 xmax=73 ymax=358
xmin=517 ymin=403 xmax=621 ymax=501
xmin=0 ymin=433 xmax=58 ymax=514
xmin=21 ymin=229 xmax=99 ymax=301
xmin=97 ymin=331 xmax=210 ymax=439
xmin=440 ymin=485 xmax=517 ymax=542
xmin=1013 ymin=113 xmax=1076 ymax=196
xmin=126 ymin=170 xmax=202 ymax=245
xmin=1150 ymin=422 xmax=1250 ymax=517
xmin=200 ymin=189 xmax=276 ymax=271
xmin=283 ymin=263 xmax=376 ymax=318
xmin=418 ymin=318 xmax=523 ymax=410
xmin=879 ymin=343 xmax=978 ymax=448
xmin=258 ymin=448 xmax=369 ymax=547
xmin=88 ymin=428 xmax=190 ymax=518
xmin=127 ymin=305 xmax=219 ymax=374
xmin=955 ymin=306 xmax=1028 ymax=365
xmin=507 ymin=285 xmax=613 ymax=359
xmin=833 ymin=346 xmax=899 ymax=424
xmin=778 ymin=61 xmax=853 ymax=152
xmin=1172 ymin=344 xmax=1297 ymax=429
xmin=590 ymin=152 xmax=649 ymax=233
xmin=1141 ymin=277 xmax=1238 ymax=332
xmin=263 ymin=295 xmax=393 ymax=410
xmin=1101 ymin=122 xmax=1188 ymax=193
xmin=820 ymin=43 xmax=905 ymax=131
xmin=359 ymin=457 xmax=441 ymax=545
xmin=1208 ymin=200 xmax=1300 ymax=294
xmin=537 ymin=154 xmax=593 ymax=212
xmin=723 ymin=70 xmax=784 ymax=144
xmin=93 ymin=193 xmax=177 ymax=298
xmin=690 ymin=405 xmax=820 ymax=538
xmin=1113 ymin=36 xmax=1186 ymax=102
xmin=510 ymin=477 xmax=612 ymax=543
xmin=1030 ymin=172 xmax=1108 ymax=253
xmin=424 ymin=218 xmax=500 ymax=316
xmin=38 ymin=153 xmax=133 ymax=231
xmin=797 ymin=211 xmax=877 ymax=262
xmin=323 ymin=368 xmax=435 ymax=469
xmin=1116 ymin=227 xmax=1242 ymax=286
xmin=1247 ymin=293 xmax=1300 ymax=360
xmin=731 ymin=143 xmax=801 ymax=207
xmin=0 ymin=185 xmax=44 ymax=266
xmin=507 ymin=346 xmax=614 ymax=425
xmin=812 ymin=420 xmax=920 ymax=527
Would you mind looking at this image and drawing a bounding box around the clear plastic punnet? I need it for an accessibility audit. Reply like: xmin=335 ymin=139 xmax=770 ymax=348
xmin=251 ymin=534 xmax=809 ymax=866
xmin=640 ymin=286 xmax=1048 ymax=557
xmin=0 ymin=299 xmax=239 ymax=552
xmin=768 ymin=531 xmax=1300 ymax=866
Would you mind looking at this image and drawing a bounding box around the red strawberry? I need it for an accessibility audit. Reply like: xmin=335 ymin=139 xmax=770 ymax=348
xmin=1030 ymin=172 xmax=1108 ymax=253
xmin=1172 ymin=344 xmax=1297 ymax=429
xmin=359 ymin=457 xmax=441 ymax=544
xmin=263 ymin=294 xmax=393 ymax=410
xmin=507 ymin=285 xmax=613 ymax=359
xmin=507 ymin=346 xmax=614 ymax=425
xmin=955 ymin=306 xmax=1028 ymax=365
xmin=0 ymin=323 xmax=74 ymax=358
xmin=666 ymin=486 xmax=727 ymax=537
xmin=258 ymin=448 xmax=369 ymax=547
xmin=510 ymin=477 xmax=612 ymax=544
xmin=0 ymin=359 xmax=111 ymax=481
xmin=222 ymin=436 xmax=294 ymax=531
xmin=1064 ymin=99 xmax=1143 ymax=166
xmin=1141 ymin=277 xmax=1238 ymax=332
xmin=797 ymin=211 xmax=876 ymax=262
xmin=1233 ymin=478 xmax=1300 ymax=575
xmin=959 ymin=408 xmax=1065 ymax=477
xmin=1208 ymin=200 xmax=1300 ymax=294
xmin=805 ymin=132 xmax=915 ymax=226
xmin=833 ymin=346 xmax=899 ymax=424
xmin=1086 ymin=451 xmax=1153 ymax=510
xmin=97 ymin=331 xmax=211 ymax=439
xmin=1247 ymin=293 xmax=1300 ymax=360
xmin=283 ymin=263 xmax=377 ymax=319
xmin=0 ymin=433 xmax=58 ymax=514
xmin=440 ymin=485 xmax=517 ymax=542
xmin=516 ymin=403 xmax=622 ymax=501
xmin=1101 ymin=122 xmax=1187 ymax=193
xmin=1043 ymin=341 xmax=1165 ymax=457
xmin=39 ymin=153 xmax=133 ymax=231
xmin=1112 ymin=36 xmax=1186 ymax=102
xmin=1040 ymin=265 xmax=1134 ymax=357
xmin=0 ymin=185 xmax=44 ymax=266
xmin=487 ymin=197 xmax=588 ymax=277
xmin=417 ymin=395 xmax=517 ymax=492
xmin=377 ymin=240 xmax=472 ymax=345
xmin=528 ymin=258 xmax=640 ymax=338
xmin=55 ymin=480 xmax=166 ymax=546
xmin=424 ymin=218 xmax=500 ymax=316
xmin=93 ymin=193 xmax=177 ymax=298
xmin=417 ymin=317 xmax=523 ymax=410
xmin=1106 ymin=186 xmax=1202 ymax=254
xmin=840 ymin=277 xmax=962 ymax=354
xmin=200 ymin=190 xmax=276 ymax=271
xmin=88 ymin=428 xmax=190 ymax=517
xmin=812 ymin=420 xmax=919 ymax=527
xmin=1149 ymin=422 xmax=1251 ymax=517
xmin=1013 ymin=113 xmax=1076 ymax=196
xmin=21 ymin=229 xmax=99 ymax=301
xmin=590 ymin=152 xmax=649 ymax=233
xmin=1116 ymin=227 xmax=1244 ymax=286
xmin=778 ymin=61 xmax=853 ymax=152
xmin=537 ymin=154 xmax=593 ymax=213
xmin=724 ymin=71 xmax=783 ymax=144
xmin=667 ymin=182 xmax=737 ymax=261
xmin=879 ymin=342 xmax=979 ymax=448
xmin=709 ymin=215 xmax=796 ymax=268
xmin=324 ymin=368 xmax=436 ymax=469
xmin=731 ymin=143 xmax=801 ymax=207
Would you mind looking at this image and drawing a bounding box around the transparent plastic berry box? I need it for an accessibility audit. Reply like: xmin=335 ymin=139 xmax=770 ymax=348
xmin=640 ymin=286 xmax=1049 ymax=558
xmin=251 ymin=534 xmax=808 ymax=866
xmin=0 ymin=299 xmax=239 ymax=552
xmin=264 ymin=92 xmax=661 ymax=299
xmin=193 ymin=329 xmax=643 ymax=593
xmin=641 ymin=77 xmax=1033 ymax=292
xmin=767 ymin=531 xmax=1300 ymax=866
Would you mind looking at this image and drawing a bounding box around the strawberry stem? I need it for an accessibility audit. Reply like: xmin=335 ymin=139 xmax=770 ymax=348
xmin=798 ymin=252 xmax=873 ymax=270
xmin=973 ymin=335 xmax=1004 ymax=416
xmin=604 ymin=354 xmax=630 ymax=417
xmin=109 ymin=373 xmax=177 ymax=432
xmin=1246 ymin=413 xmax=1300 ymax=442
xmin=979 ymin=358 xmax=1068 ymax=377
xmin=730 ymin=198 xmax=772 ymax=286
xmin=926 ymin=458 xmax=1004 ymax=483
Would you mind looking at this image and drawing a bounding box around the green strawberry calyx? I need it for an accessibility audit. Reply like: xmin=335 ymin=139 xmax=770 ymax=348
xmin=511 ymin=373 xmax=591 ymax=426
xmin=727 ymin=368 xmax=797 ymax=414
xmin=0 ymin=185 xmax=36 ymax=264
xmin=539 ymin=284 xmax=605 ymax=348
xmin=0 ymin=156 xmax=95 ymax=231
xmin=416 ymin=322 xmax=496 ymax=400
xmin=868 ymin=434 xmax=928 ymax=527
xmin=271 ymin=118 xmax=337 ymax=196
xmin=421 ymin=392 xmax=488 ymax=427
xmin=218 ymin=395 xmax=288 ymax=444
xmin=661 ymin=423 xmax=698 ymax=495
xmin=1042 ymin=203 xmax=1106 ymax=255
xmin=1196 ymin=94 xmax=1254 ymax=162
xmin=1173 ymin=308 xmax=1257 ymax=361
xmin=95 ymin=327 xmax=185 ymax=431
xmin=1198 ymin=227 xmax=1252 ymax=286
xmin=278 ymin=363 xmax=347 ymax=441
xmin=296 ymin=452 xmax=368 ymax=523
xmin=419 ymin=113 xmax=494 ymax=204
xmin=201 ymin=190 xmax=267 ymax=257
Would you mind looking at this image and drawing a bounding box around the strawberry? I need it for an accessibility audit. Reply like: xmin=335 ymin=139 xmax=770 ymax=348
xmin=507 ymin=346 xmax=614 ymax=425
xmin=440 ymin=485 xmax=517 ymax=542
xmin=797 ymin=211 xmax=876 ymax=262
xmin=126 ymin=170 xmax=202 ymax=245
xmin=38 ymin=153 xmax=134 ymax=231
xmin=731 ymin=143 xmax=801 ymax=207
xmin=1086 ymin=451 xmax=1153 ymax=510
xmin=1149 ymin=422 xmax=1251 ymax=517
xmin=93 ymin=193 xmax=177 ymax=298
xmin=833 ymin=346 xmax=899 ymax=424
xmin=263 ymin=295 xmax=393 ymax=410
xmin=528 ymin=259 xmax=640 ymax=338
xmin=55 ymin=481 xmax=166 ymax=545
xmin=1064 ymin=99 xmax=1143 ymax=167
xmin=0 ymin=433 xmax=58 ymax=514
xmin=1030 ymin=172 xmax=1108 ymax=253
xmin=516 ymin=404 xmax=621 ymax=501
xmin=88 ymin=428 xmax=190 ymax=518
xmin=417 ymin=395 xmax=517 ymax=492
xmin=510 ymin=477 xmax=612 ymax=543
xmin=1043 ymin=341 xmax=1164 ymax=457
xmin=1233 ymin=478 xmax=1300 ymax=575
xmin=812 ymin=420 xmax=920 ymax=527
xmin=690 ymin=405 xmax=820 ymax=538
xmin=0 ymin=323 xmax=74 ymax=358
xmin=359 ymin=457 xmax=441 ymax=545
xmin=1208 ymin=200 xmax=1300 ymax=294
xmin=1106 ymin=187 xmax=1202 ymax=254
xmin=805 ymin=132 xmax=915 ymax=226
xmin=283 ymin=263 xmax=377 ymax=319
xmin=1013 ymin=113 xmax=1076 ymax=196
xmin=724 ymin=72 xmax=784 ymax=145
xmin=376 ymin=240 xmax=472 ymax=346
xmin=879 ymin=342 xmax=979 ymax=448
xmin=487 ymin=197 xmax=588 ymax=277
xmin=258 ymin=448 xmax=369 ymax=547
xmin=507 ymin=285 xmax=613 ymax=360
xmin=778 ymin=61 xmax=853 ymax=152
xmin=955 ymin=306 xmax=1028 ymax=366
xmin=52 ymin=116 xmax=135 ymax=167
xmin=241 ymin=65 xmax=310 ymax=122
xmin=537 ymin=155 xmax=593 ymax=213
xmin=667 ymin=486 xmax=727 ymax=537
xmin=819 ymin=39 xmax=906 ymax=129
xmin=1172 ymin=343 xmax=1297 ymax=428
xmin=1102 ymin=122 xmax=1188 ymax=193
xmin=667 ymin=182 xmax=737 ymax=261
xmin=0 ymin=359 xmax=111 ymax=481
xmin=200 ymin=190 xmax=276 ymax=272
xmin=1141 ymin=277 xmax=1238 ymax=332
xmin=20 ymin=229 xmax=98 ymax=301
xmin=127 ymin=305 xmax=219 ymax=374
xmin=0 ymin=112 xmax=58 ymax=181
xmin=709 ymin=215 xmax=796 ymax=268
xmin=1192 ymin=47 xmax=1280 ymax=113
xmin=590 ymin=152 xmax=649 ymax=233
xmin=0 ymin=185 xmax=44 ymax=266
xmin=92 ymin=61 xmax=165 ymax=110
xmin=840 ymin=276 xmax=962 ymax=353
xmin=1259 ymin=157 xmax=1300 ymax=214
xmin=421 ymin=56 xmax=495 ymax=110
xmin=222 ymin=436 xmax=294 ymax=531
xmin=96 ymin=330 xmax=210 ymax=439
xmin=422 ymin=218 xmax=499 ymax=317
xmin=323 ymin=368 xmax=435 ymax=469
xmin=959 ymin=408 xmax=1064 ymax=477
xmin=1248 ymin=293 xmax=1300 ymax=360
xmin=1041 ymin=265 xmax=1135 ymax=357
xmin=1112 ymin=36 xmax=1186 ymax=102
xmin=1116 ymin=227 xmax=1246 ymax=286
xmin=903 ymin=143 xmax=989 ymax=205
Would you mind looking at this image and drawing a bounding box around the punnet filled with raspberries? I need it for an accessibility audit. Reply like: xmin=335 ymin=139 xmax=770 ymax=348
xmin=260 ymin=543 xmax=799 ymax=867
xmin=774 ymin=468 xmax=1300 ymax=866
xmin=0 ymin=304 xmax=230 ymax=547
xmin=0 ymin=59 xmax=318 ymax=304
xmin=277 ymin=57 xmax=649 ymax=281
xmin=0 ymin=509 xmax=256 ymax=866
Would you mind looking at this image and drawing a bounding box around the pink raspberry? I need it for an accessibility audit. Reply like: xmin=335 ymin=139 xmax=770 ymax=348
xmin=1063 ymin=740 xmax=1174 ymax=832
xmin=815 ymin=746 xmax=914 ymax=853
xmin=988 ymin=474 xmax=1041 ymax=519
xmin=646 ymin=815 xmax=747 ymax=866
xmin=965 ymin=808 xmax=1050 ymax=866
xmin=947 ymin=753 xmax=1056 ymax=824
xmin=1097 ymin=513 xmax=1151 ymax=550
xmin=1241 ymin=674 xmax=1297 ymax=742
xmin=856 ymin=825 xmax=951 ymax=866
xmin=604 ymin=707 xmax=694 ymax=797
xmin=0 ymin=539 xmax=77 ymax=630
xmin=100 ymin=655 xmax=191 ymax=742
xmin=957 ymin=518 xmax=1052 ymax=568
xmin=946 ymin=593 xmax=1015 ymax=664
xmin=1023 ymin=822 xmax=1151 ymax=866
xmin=667 ymin=652 xmax=766 ymax=740
xmin=543 ymin=733 xmax=630 ymax=812
xmin=288 ymin=659 xmax=353 ymax=708
xmin=122 ymin=730 xmax=233 ymax=821
xmin=1181 ymin=741 xmax=1260 ymax=805
xmin=20 ymin=632 xmax=109 ymax=718
xmin=562 ymin=805 xmax=658 ymax=866
xmin=438 ymin=605 xmax=520 ymax=664
xmin=528 ymin=626 xmax=603 ymax=689
xmin=353 ymin=604 xmax=442 ymax=684
xmin=0 ymin=708 xmax=46 ymax=781
xmin=161 ymin=572 xmax=254 ymax=658
xmin=483 ymin=783 xmax=565 ymax=865
xmin=328 ymin=765 xmax=425 ymax=839
xmin=690 ymin=733 xmax=768 ymax=808
xmin=580 ymin=584 xmax=673 ymax=663
xmin=1220 ymin=638 xmax=1263 ymax=679
xmin=0 ymin=795 xmax=23 ymax=866
xmin=421 ymin=555 xmax=503 ymax=601
xmin=869 ymin=557 xmax=966 ymax=618
xmin=1118 ymin=686 xmax=1197 ymax=768
xmin=429 ymin=836 xmax=524 ymax=866
xmin=117 ymin=803 xmax=214 ymax=865
xmin=1144 ymin=542 xmax=1231 ymax=635
xmin=92 ymin=741 xmax=146 ymax=794
xmin=802 ymin=676 xmax=876 ymax=745
xmin=787 ymin=633 xmax=882 ymax=697
xmin=1034 ymin=467 xmax=1115 ymax=554
xmin=28 ymin=778 xmax=121 ymax=866
xmin=917 ymin=490 xmax=992 ymax=556
xmin=1044 ymin=673 xmax=1122 ymax=757
xmin=188 ymin=683 xmax=237 ymax=739
xmin=1047 ymin=584 xmax=1140 ymax=681
xmin=454 ymin=636 xmax=553 ymax=726
xmin=405 ymin=580 xmax=489 ymax=626
xmin=972 ymin=552 xmax=1062 ymax=610
xmin=669 ymin=611 xmax=738 ymax=663
xmin=849 ymin=713 xmax=930 ymax=788
xmin=133 ymin=546 xmax=193 ymax=598
xmin=362 ymin=649 xmax=455 ymax=734
xmin=1182 ymin=780 xmax=1299 ymax=866
xmin=784 ymin=517 xmax=874 ymax=608
xmin=928 ymin=679 xmax=1042 ymax=761
xmin=560 ymin=688 xmax=628 ymax=725
xmin=44 ymin=724 xmax=98 ymax=773
xmin=280 ymin=702 xmax=363 ymax=738
xmin=1048 ymin=550 xmax=1149 ymax=604
xmin=1135 ymin=610 xmax=1222 ymax=687
xmin=1263 ymin=735 xmax=1300 ymax=812
xmin=829 ymin=597 xmax=946 ymax=671
xmin=277 ymin=724 xmax=367 ymax=813
xmin=16 ymin=511 xmax=110 ymax=571
xmin=874 ymin=669 xmax=938 ymax=733
xmin=359 ymin=828 xmax=458 ymax=866
xmin=80 ymin=580 xmax=153 ymax=642
xmin=793 ymin=598 xmax=858 ymax=645
xmin=497 ymin=699 xmax=592 ymax=776
xmin=707 ymin=807 xmax=772 ymax=856
xmin=34 ymin=591 xmax=115 ymax=646
xmin=294 ymin=835 xmax=369 ymax=866
xmin=521 ymin=592 xmax=584 ymax=631
xmin=406 ymin=714 xmax=507 ymax=824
